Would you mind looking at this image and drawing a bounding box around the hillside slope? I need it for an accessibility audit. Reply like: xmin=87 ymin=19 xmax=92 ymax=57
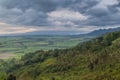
xmin=0 ymin=31 xmax=120 ymax=80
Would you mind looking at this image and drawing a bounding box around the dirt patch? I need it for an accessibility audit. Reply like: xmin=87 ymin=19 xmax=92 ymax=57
xmin=0 ymin=53 xmax=15 ymax=59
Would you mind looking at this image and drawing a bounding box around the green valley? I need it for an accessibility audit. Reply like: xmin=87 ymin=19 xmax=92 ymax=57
xmin=0 ymin=35 xmax=92 ymax=59
xmin=0 ymin=31 xmax=120 ymax=80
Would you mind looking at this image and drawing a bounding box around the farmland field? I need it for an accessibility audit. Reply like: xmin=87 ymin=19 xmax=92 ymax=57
xmin=0 ymin=35 xmax=93 ymax=59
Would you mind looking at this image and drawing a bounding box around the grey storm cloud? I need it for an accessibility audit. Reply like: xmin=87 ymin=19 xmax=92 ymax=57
xmin=86 ymin=0 xmax=120 ymax=26
xmin=0 ymin=0 xmax=120 ymax=28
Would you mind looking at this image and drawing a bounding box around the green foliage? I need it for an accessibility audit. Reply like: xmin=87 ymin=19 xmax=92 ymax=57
xmin=0 ymin=31 xmax=120 ymax=80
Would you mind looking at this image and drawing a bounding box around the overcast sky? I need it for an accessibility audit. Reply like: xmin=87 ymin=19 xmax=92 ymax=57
xmin=0 ymin=0 xmax=120 ymax=35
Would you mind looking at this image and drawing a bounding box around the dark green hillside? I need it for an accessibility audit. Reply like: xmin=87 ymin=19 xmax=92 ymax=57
xmin=0 ymin=31 xmax=120 ymax=80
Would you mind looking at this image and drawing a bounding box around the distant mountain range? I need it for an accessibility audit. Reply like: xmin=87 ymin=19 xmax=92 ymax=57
xmin=23 ymin=31 xmax=81 ymax=36
xmin=0 ymin=27 xmax=120 ymax=37
xmin=27 ymin=27 xmax=120 ymax=36
xmin=85 ymin=27 xmax=120 ymax=36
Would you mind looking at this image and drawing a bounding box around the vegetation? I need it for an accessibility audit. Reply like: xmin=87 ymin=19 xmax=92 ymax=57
xmin=0 ymin=35 xmax=91 ymax=59
xmin=0 ymin=31 xmax=120 ymax=80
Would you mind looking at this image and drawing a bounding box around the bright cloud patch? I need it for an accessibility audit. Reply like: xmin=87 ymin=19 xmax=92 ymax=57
xmin=0 ymin=22 xmax=38 ymax=34
xmin=47 ymin=9 xmax=88 ymax=21
xmin=47 ymin=9 xmax=88 ymax=27
xmin=95 ymin=0 xmax=118 ymax=9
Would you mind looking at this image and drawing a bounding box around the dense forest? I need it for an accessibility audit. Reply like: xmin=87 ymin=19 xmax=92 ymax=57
xmin=0 ymin=31 xmax=120 ymax=80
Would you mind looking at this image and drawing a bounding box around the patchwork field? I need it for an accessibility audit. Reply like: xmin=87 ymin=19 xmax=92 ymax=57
xmin=0 ymin=35 xmax=93 ymax=59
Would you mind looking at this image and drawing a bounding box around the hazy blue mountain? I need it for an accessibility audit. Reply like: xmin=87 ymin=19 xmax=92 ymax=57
xmin=0 ymin=31 xmax=81 ymax=36
xmin=86 ymin=27 xmax=120 ymax=36
xmin=0 ymin=27 xmax=120 ymax=37
xmin=23 ymin=31 xmax=82 ymax=36
xmin=17 ymin=27 xmax=120 ymax=36
xmin=20 ymin=27 xmax=120 ymax=36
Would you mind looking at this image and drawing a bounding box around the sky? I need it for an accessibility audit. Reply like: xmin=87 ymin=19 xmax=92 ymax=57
xmin=0 ymin=0 xmax=120 ymax=35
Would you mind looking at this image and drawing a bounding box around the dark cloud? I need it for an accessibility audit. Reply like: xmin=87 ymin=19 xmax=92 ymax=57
xmin=1 ymin=0 xmax=57 ymax=12
xmin=0 ymin=0 xmax=120 ymax=30
xmin=85 ymin=0 xmax=120 ymax=27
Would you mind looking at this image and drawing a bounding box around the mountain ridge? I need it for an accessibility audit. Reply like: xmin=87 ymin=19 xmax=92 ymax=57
xmin=0 ymin=27 xmax=120 ymax=36
xmin=86 ymin=27 xmax=120 ymax=36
